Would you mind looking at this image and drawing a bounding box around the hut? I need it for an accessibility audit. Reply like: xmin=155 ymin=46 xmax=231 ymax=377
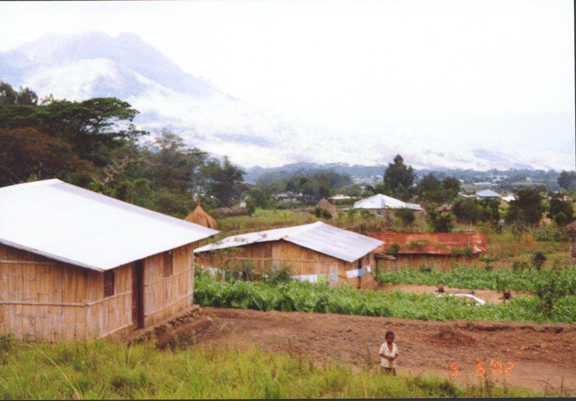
xmin=185 ymin=198 xmax=217 ymax=229
xmin=195 ymin=222 xmax=383 ymax=289
xmin=476 ymin=189 xmax=502 ymax=200
xmin=367 ymin=232 xmax=488 ymax=271
xmin=0 ymin=179 xmax=218 ymax=341
xmin=314 ymin=198 xmax=337 ymax=216
xmin=354 ymin=194 xmax=423 ymax=217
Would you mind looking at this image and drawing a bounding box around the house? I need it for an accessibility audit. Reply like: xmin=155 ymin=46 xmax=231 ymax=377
xmin=501 ymin=194 xmax=516 ymax=203
xmin=0 ymin=179 xmax=218 ymax=341
xmin=185 ymin=198 xmax=217 ymax=229
xmin=314 ymin=198 xmax=337 ymax=216
xmin=194 ymin=221 xmax=383 ymax=289
xmin=367 ymin=231 xmax=488 ymax=271
xmin=476 ymin=189 xmax=502 ymax=200
xmin=353 ymin=194 xmax=423 ymax=217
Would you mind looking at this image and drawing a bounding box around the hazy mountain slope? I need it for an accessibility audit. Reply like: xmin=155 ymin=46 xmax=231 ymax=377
xmin=0 ymin=31 xmax=572 ymax=172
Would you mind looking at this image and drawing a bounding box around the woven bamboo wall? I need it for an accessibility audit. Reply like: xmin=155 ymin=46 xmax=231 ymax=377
xmin=143 ymin=243 xmax=194 ymax=328
xmin=0 ymin=241 xmax=196 ymax=340
xmin=195 ymin=240 xmax=378 ymax=289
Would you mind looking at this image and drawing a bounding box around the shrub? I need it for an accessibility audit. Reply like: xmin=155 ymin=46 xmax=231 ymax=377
xmin=385 ymin=242 xmax=400 ymax=257
xmin=553 ymin=212 xmax=567 ymax=226
xmin=396 ymin=208 xmax=416 ymax=226
xmin=531 ymin=250 xmax=546 ymax=271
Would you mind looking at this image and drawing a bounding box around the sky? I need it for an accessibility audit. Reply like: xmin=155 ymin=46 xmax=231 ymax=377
xmin=0 ymin=0 xmax=574 ymax=170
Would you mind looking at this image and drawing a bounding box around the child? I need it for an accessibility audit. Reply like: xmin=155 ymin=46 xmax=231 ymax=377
xmin=379 ymin=331 xmax=399 ymax=376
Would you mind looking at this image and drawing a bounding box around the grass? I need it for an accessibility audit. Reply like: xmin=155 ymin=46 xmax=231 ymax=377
xmin=0 ymin=334 xmax=544 ymax=399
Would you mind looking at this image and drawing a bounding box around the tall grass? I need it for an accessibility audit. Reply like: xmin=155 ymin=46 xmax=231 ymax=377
xmin=0 ymin=335 xmax=542 ymax=399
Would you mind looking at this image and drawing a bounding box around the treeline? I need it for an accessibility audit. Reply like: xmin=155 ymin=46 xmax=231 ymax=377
xmin=0 ymin=81 xmax=245 ymax=217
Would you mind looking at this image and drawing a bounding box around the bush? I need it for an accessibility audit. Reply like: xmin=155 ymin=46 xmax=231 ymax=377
xmin=385 ymin=242 xmax=400 ymax=257
xmin=531 ymin=250 xmax=546 ymax=271
xmin=553 ymin=212 xmax=567 ymax=226
xmin=396 ymin=208 xmax=416 ymax=226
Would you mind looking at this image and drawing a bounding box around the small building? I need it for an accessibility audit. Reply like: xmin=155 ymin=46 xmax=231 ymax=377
xmin=194 ymin=221 xmax=383 ymax=289
xmin=314 ymin=198 xmax=337 ymax=216
xmin=0 ymin=179 xmax=218 ymax=341
xmin=367 ymin=232 xmax=488 ymax=271
xmin=185 ymin=198 xmax=217 ymax=229
xmin=476 ymin=189 xmax=502 ymax=200
xmin=354 ymin=194 xmax=423 ymax=217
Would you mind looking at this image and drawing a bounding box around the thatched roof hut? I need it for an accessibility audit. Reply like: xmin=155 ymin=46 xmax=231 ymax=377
xmin=315 ymin=198 xmax=337 ymax=216
xmin=185 ymin=198 xmax=217 ymax=229
xmin=566 ymin=220 xmax=576 ymax=239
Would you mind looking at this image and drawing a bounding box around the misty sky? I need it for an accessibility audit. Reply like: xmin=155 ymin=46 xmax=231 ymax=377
xmin=1 ymin=0 xmax=574 ymax=170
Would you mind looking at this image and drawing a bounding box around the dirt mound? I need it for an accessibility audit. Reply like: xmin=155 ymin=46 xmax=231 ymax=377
xmin=147 ymin=307 xmax=576 ymax=395
xmin=430 ymin=329 xmax=476 ymax=346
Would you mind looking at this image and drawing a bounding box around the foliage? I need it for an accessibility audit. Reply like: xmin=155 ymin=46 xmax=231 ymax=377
xmin=450 ymin=246 xmax=474 ymax=258
xmin=0 ymin=81 xmax=38 ymax=106
xmin=424 ymin=204 xmax=454 ymax=233
xmin=530 ymin=250 xmax=546 ymax=271
xmin=547 ymin=193 xmax=574 ymax=225
xmin=0 ymin=127 xmax=93 ymax=186
xmin=506 ymin=188 xmax=546 ymax=226
xmin=194 ymin=270 xmax=576 ymax=324
xmin=0 ymin=337 xmax=540 ymax=399
xmin=415 ymin=173 xmax=461 ymax=204
xmin=204 ymin=156 xmax=246 ymax=207
xmin=385 ymin=242 xmax=401 ymax=257
xmin=396 ymin=208 xmax=416 ymax=226
xmin=557 ymin=170 xmax=576 ymax=190
xmin=534 ymin=264 xmax=574 ymax=318
xmin=383 ymin=154 xmax=415 ymax=201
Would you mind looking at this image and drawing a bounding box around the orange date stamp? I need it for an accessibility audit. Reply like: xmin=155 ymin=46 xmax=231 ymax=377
xmin=449 ymin=361 xmax=514 ymax=377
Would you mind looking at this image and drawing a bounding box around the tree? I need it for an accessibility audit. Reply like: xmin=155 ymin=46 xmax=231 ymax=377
xmin=558 ymin=170 xmax=576 ymax=190
xmin=424 ymin=204 xmax=454 ymax=232
xmin=0 ymin=127 xmax=92 ymax=186
xmin=0 ymin=81 xmax=38 ymax=106
xmin=506 ymin=188 xmax=546 ymax=226
xmin=547 ymin=193 xmax=574 ymax=225
xmin=383 ymin=155 xmax=415 ymax=201
xmin=205 ymin=156 xmax=246 ymax=207
xmin=0 ymin=96 xmax=147 ymax=167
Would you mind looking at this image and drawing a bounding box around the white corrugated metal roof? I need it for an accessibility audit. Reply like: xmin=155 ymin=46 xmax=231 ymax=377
xmin=0 ymin=179 xmax=218 ymax=271
xmin=195 ymin=221 xmax=383 ymax=263
xmin=353 ymin=194 xmax=423 ymax=211
xmin=476 ymin=189 xmax=502 ymax=198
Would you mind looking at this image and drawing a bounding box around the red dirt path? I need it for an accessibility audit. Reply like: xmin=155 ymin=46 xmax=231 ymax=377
xmin=153 ymin=301 xmax=576 ymax=396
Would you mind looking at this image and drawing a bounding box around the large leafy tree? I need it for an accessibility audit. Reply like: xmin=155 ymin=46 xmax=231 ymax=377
xmin=506 ymin=188 xmax=546 ymax=226
xmin=547 ymin=193 xmax=574 ymax=225
xmin=558 ymin=170 xmax=576 ymax=190
xmin=0 ymin=95 xmax=146 ymax=168
xmin=0 ymin=127 xmax=92 ymax=186
xmin=383 ymin=154 xmax=415 ymax=200
xmin=205 ymin=156 xmax=246 ymax=207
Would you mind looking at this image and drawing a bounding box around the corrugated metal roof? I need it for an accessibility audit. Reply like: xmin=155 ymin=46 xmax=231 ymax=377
xmin=476 ymin=189 xmax=501 ymax=198
xmin=367 ymin=232 xmax=488 ymax=255
xmin=354 ymin=194 xmax=423 ymax=211
xmin=195 ymin=221 xmax=383 ymax=263
xmin=0 ymin=179 xmax=218 ymax=271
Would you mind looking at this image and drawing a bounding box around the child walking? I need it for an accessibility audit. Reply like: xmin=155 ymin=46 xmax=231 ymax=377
xmin=379 ymin=331 xmax=399 ymax=376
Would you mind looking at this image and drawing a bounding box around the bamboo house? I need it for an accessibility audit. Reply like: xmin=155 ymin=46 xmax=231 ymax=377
xmin=194 ymin=221 xmax=384 ymax=288
xmin=0 ymin=179 xmax=218 ymax=341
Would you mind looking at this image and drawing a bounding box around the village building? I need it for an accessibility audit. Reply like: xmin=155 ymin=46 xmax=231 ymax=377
xmin=185 ymin=198 xmax=217 ymax=229
xmin=0 ymin=179 xmax=218 ymax=341
xmin=353 ymin=194 xmax=423 ymax=217
xmin=368 ymin=232 xmax=488 ymax=271
xmin=314 ymin=198 xmax=337 ymax=216
xmin=476 ymin=189 xmax=502 ymax=200
xmin=194 ymin=221 xmax=383 ymax=289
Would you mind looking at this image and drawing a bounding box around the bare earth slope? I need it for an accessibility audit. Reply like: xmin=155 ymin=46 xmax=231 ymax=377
xmin=156 ymin=306 xmax=576 ymax=395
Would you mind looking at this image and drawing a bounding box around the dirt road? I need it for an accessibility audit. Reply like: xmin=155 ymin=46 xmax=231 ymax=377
xmin=156 ymin=305 xmax=576 ymax=395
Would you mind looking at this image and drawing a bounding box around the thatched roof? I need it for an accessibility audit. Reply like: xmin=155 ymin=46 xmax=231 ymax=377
xmin=315 ymin=198 xmax=337 ymax=215
xmin=566 ymin=220 xmax=576 ymax=236
xmin=185 ymin=198 xmax=217 ymax=229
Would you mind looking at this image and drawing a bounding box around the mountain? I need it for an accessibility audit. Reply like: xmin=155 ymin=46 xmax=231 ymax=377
xmin=1 ymin=31 xmax=573 ymax=172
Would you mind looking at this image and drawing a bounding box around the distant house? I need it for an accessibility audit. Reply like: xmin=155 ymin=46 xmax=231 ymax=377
xmin=476 ymin=189 xmax=502 ymax=200
xmin=314 ymin=198 xmax=337 ymax=216
xmin=367 ymin=231 xmax=488 ymax=271
xmin=353 ymin=194 xmax=423 ymax=217
xmin=501 ymin=194 xmax=517 ymax=203
xmin=329 ymin=195 xmax=352 ymax=201
xmin=195 ymin=222 xmax=384 ymax=289
xmin=273 ymin=192 xmax=304 ymax=204
xmin=0 ymin=179 xmax=218 ymax=341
